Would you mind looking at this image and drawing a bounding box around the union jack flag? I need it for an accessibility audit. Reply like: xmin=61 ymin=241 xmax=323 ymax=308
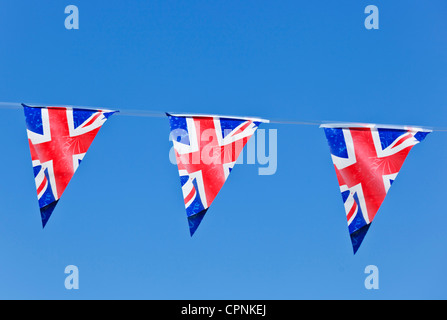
xmin=168 ymin=113 xmax=268 ymax=235
xmin=23 ymin=104 xmax=116 ymax=227
xmin=322 ymin=124 xmax=430 ymax=254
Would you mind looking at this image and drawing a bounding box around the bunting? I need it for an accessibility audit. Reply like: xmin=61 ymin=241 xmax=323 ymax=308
xmin=168 ymin=113 xmax=268 ymax=235
xmin=322 ymin=124 xmax=430 ymax=254
xmin=23 ymin=104 xmax=116 ymax=227
xmin=8 ymin=101 xmax=437 ymax=254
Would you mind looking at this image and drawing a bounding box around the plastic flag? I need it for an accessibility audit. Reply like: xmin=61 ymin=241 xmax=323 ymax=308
xmin=23 ymin=104 xmax=116 ymax=227
xmin=322 ymin=123 xmax=430 ymax=254
xmin=168 ymin=113 xmax=268 ymax=235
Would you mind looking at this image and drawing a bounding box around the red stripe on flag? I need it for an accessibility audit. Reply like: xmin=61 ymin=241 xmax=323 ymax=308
xmin=37 ymin=176 xmax=48 ymax=196
xmin=233 ymin=121 xmax=252 ymax=135
xmin=392 ymin=132 xmax=412 ymax=148
xmin=83 ymin=113 xmax=102 ymax=127
xmin=184 ymin=187 xmax=196 ymax=205
xmin=346 ymin=201 xmax=357 ymax=222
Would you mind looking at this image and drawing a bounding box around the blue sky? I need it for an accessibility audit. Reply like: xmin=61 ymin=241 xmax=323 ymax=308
xmin=0 ymin=1 xmax=446 ymax=299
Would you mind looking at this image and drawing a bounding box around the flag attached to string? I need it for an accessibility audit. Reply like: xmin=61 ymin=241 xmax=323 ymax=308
xmin=168 ymin=113 xmax=269 ymax=236
xmin=321 ymin=123 xmax=430 ymax=254
xmin=23 ymin=104 xmax=117 ymax=228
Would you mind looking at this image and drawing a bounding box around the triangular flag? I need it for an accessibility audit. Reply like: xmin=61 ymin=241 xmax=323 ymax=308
xmin=168 ymin=113 xmax=269 ymax=236
xmin=321 ymin=123 xmax=430 ymax=254
xmin=23 ymin=104 xmax=117 ymax=227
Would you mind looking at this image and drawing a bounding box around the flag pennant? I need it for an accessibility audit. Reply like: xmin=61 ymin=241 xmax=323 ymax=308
xmin=322 ymin=124 xmax=430 ymax=254
xmin=23 ymin=104 xmax=116 ymax=228
xmin=168 ymin=113 xmax=268 ymax=236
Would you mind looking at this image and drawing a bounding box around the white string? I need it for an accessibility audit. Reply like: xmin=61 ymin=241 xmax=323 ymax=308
xmin=0 ymin=102 xmax=23 ymax=110
xmin=1 ymin=101 xmax=445 ymax=132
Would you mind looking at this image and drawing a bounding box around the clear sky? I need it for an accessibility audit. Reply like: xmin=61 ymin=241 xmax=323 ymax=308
xmin=0 ymin=0 xmax=446 ymax=299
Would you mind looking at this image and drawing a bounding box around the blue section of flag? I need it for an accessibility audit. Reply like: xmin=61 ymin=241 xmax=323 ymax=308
xmin=220 ymin=118 xmax=245 ymax=138
xmin=179 ymin=175 xmax=189 ymax=187
xmin=347 ymin=193 xmax=368 ymax=235
xmin=185 ymin=178 xmax=206 ymax=218
xmin=168 ymin=115 xmax=190 ymax=145
xmin=414 ymin=131 xmax=430 ymax=142
xmin=378 ymin=128 xmax=406 ymax=149
xmin=186 ymin=179 xmax=208 ymax=236
xmin=350 ymin=223 xmax=371 ymax=255
xmin=23 ymin=105 xmax=44 ymax=135
xmin=341 ymin=190 xmax=350 ymax=203
xmin=188 ymin=209 xmax=208 ymax=237
xmin=40 ymin=200 xmax=58 ymax=229
xmin=103 ymin=111 xmax=117 ymax=120
xmin=72 ymin=109 xmax=97 ymax=129
xmin=33 ymin=165 xmax=42 ymax=178
xmin=324 ymin=128 xmax=348 ymax=158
